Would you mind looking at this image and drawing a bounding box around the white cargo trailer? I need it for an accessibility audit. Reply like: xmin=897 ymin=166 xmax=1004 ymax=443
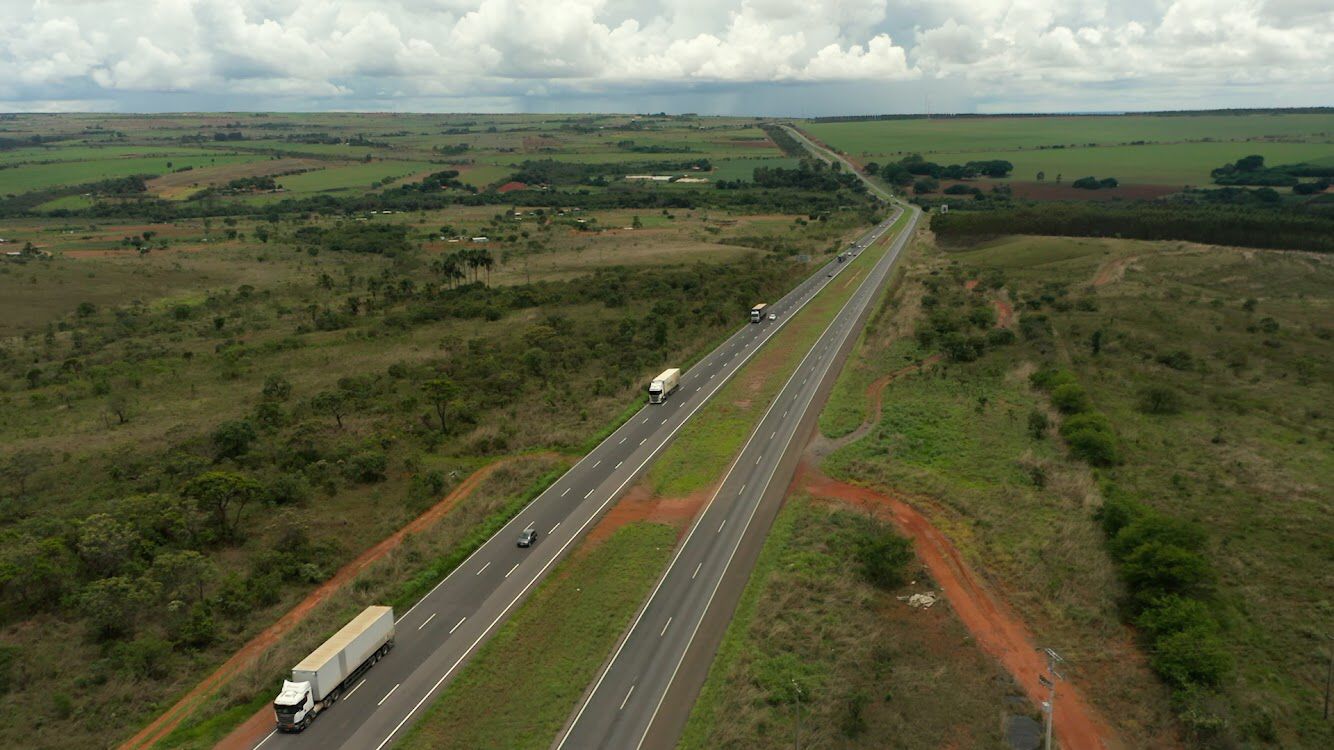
xmin=649 ymin=368 xmax=681 ymax=404
xmin=273 ymin=605 xmax=395 ymax=732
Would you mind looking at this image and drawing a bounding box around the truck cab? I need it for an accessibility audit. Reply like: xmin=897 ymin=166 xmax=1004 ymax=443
xmin=274 ymin=680 xmax=317 ymax=732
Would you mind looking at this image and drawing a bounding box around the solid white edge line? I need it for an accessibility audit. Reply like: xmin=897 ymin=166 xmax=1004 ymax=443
xmin=628 ymin=206 xmax=919 ymax=750
xmin=557 ymin=208 xmax=909 ymax=750
xmin=368 ymin=210 xmax=905 ymax=750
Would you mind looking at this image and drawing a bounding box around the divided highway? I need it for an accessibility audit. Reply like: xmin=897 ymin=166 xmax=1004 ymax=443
xmin=555 ymin=201 xmax=921 ymax=750
xmin=253 ymin=210 xmax=907 ymax=750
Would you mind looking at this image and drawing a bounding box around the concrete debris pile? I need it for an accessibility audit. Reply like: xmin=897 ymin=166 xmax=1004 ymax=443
xmin=898 ymin=591 xmax=938 ymax=609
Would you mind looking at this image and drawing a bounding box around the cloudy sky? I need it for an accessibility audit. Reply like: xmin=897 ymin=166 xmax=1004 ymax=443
xmin=1 ymin=0 xmax=1331 ymax=114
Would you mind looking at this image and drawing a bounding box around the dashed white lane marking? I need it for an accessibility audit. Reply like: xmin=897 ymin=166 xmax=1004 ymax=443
xmin=660 ymin=617 xmax=673 ymax=637
xmin=717 ymin=519 xmax=726 ymax=533
xmin=476 ymin=561 xmax=491 ymax=575
xmin=449 ymin=617 xmax=466 ymax=634
xmin=620 ymin=684 xmax=635 ymax=711
xmin=345 ymin=678 xmax=367 ymax=700
xmin=378 ymin=683 xmax=399 ymax=707
xmin=756 ymin=455 xmax=762 ymax=465
xmin=615 ymin=460 xmax=623 ymax=469
xmin=593 ymin=459 xmax=601 ymax=468
xmin=639 ymin=438 xmax=646 ymax=446
xmin=739 ymin=483 xmax=746 ymax=494
xmin=549 ymin=522 xmax=561 ymax=534
xmin=692 ymin=562 xmax=702 ymax=580
xmin=506 ymin=563 xmax=519 ymax=578
xmin=561 ymin=487 xmax=570 ymax=497
xmin=418 ymin=613 xmax=436 ymax=630
xmin=619 ymin=437 xmax=626 ymax=444
xmin=585 ymin=488 xmax=595 ymax=499
xmin=770 ymin=431 xmax=776 ymax=440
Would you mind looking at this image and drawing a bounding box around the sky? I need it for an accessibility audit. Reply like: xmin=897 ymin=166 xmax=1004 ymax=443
xmin=1 ymin=0 xmax=1331 ymax=115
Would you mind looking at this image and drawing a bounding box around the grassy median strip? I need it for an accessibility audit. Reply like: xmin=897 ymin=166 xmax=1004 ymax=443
xmin=647 ymin=210 xmax=910 ymax=497
xmin=398 ymin=522 xmax=677 ymax=750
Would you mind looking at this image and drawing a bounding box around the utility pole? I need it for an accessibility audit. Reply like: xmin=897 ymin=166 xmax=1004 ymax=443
xmin=792 ymin=679 xmax=803 ymax=750
xmin=1037 ymin=647 xmax=1065 ymax=750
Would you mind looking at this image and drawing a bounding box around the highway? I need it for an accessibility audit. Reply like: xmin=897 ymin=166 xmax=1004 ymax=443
xmin=253 ymin=209 xmax=907 ymax=750
xmin=555 ymin=200 xmax=920 ymax=750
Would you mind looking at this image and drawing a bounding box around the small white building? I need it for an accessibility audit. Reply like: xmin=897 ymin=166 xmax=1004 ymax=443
xmin=471 ymin=236 xmax=489 ymax=243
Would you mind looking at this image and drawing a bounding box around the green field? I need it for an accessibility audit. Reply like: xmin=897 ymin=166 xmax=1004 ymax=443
xmin=1 ymin=153 xmax=264 ymax=194
xmin=806 ymin=113 xmax=1334 ymax=185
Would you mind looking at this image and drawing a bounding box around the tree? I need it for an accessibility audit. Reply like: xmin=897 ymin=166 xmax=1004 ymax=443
xmin=1050 ymin=383 xmax=1091 ymax=414
xmin=183 ymin=471 xmax=261 ymax=543
xmin=262 ymin=374 xmax=292 ymax=401
xmin=1036 ymin=171 xmax=1045 ymax=181
xmin=149 ymin=550 xmax=216 ymax=604
xmin=2 ymin=448 xmax=52 ymax=497
xmin=211 ymin=419 xmax=257 ymax=459
xmin=632 ymin=215 xmax=643 ymax=229
xmin=78 ymin=575 xmax=158 ymax=640
xmin=423 ymin=378 xmax=457 ymax=433
xmin=107 ymin=392 xmax=133 ymax=424
xmin=75 ymin=513 xmax=142 ymax=577
xmin=312 ymin=390 xmax=347 ymax=429
xmin=1027 ymin=409 xmax=1049 ymax=439
xmin=1138 ymin=385 xmax=1183 ymax=415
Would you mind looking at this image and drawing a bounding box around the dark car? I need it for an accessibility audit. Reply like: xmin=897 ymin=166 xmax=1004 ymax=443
xmin=517 ymin=528 xmax=538 ymax=547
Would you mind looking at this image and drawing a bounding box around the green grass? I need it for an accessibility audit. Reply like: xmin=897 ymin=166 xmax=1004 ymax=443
xmin=709 ymin=156 xmax=801 ymax=181
xmin=1 ymin=153 xmax=264 ymax=194
xmin=806 ymin=113 xmax=1334 ymax=156
xmin=275 ymin=160 xmax=437 ymax=194
xmin=680 ymin=498 xmax=1011 ymax=749
xmin=647 ymin=211 xmax=910 ymax=497
xmin=398 ymin=522 xmax=676 ymax=750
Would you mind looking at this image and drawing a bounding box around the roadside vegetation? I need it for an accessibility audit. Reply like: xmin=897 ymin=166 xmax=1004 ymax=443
xmin=819 ymin=229 xmax=1331 ymax=747
xmin=680 ymin=497 xmax=1010 ymax=749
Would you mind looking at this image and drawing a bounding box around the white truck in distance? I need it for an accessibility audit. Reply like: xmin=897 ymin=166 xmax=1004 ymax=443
xmin=648 ymin=368 xmax=681 ymax=404
xmin=273 ymin=605 xmax=395 ymax=732
xmin=750 ymin=303 xmax=768 ymax=323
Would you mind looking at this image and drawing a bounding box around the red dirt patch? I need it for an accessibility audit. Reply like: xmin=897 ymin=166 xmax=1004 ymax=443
xmin=123 ymin=453 xmax=561 ymax=750
xmin=1006 ymin=181 xmax=1178 ymax=202
xmin=963 ymin=279 xmax=979 ymax=290
xmin=497 ymin=181 xmax=528 ymax=193
xmin=993 ymin=297 xmax=1015 ymax=327
xmin=795 ymin=464 xmax=1121 ymax=750
xmin=583 ymin=483 xmax=711 ymax=549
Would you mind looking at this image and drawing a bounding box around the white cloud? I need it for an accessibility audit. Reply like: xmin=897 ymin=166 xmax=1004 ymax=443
xmin=0 ymin=0 xmax=1329 ymax=110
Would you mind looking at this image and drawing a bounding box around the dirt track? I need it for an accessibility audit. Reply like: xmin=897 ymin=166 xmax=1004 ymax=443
xmin=121 ymin=453 xmax=558 ymax=750
xmin=797 ymin=462 xmax=1122 ymax=750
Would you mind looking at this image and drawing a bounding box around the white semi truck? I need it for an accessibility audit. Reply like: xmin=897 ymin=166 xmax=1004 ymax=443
xmin=648 ymin=368 xmax=681 ymax=404
xmin=750 ymin=303 xmax=768 ymax=323
xmin=273 ymin=605 xmax=395 ymax=732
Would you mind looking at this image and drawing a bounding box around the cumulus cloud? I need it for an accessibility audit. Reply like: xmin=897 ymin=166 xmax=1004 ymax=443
xmin=0 ymin=0 xmax=1329 ymax=110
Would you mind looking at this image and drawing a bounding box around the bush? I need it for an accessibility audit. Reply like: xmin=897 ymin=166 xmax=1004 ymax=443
xmin=346 ymin=451 xmax=387 ymax=483
xmin=1151 ymin=626 xmax=1232 ymax=688
xmin=1120 ymin=541 xmax=1212 ymax=605
xmin=986 ymin=327 xmax=1016 ymax=346
xmin=1136 ymin=594 xmax=1216 ymax=640
xmin=1029 ymin=368 xmax=1076 ymax=390
xmin=1065 ymin=426 xmax=1121 ymax=465
xmin=1138 ymin=385 xmax=1184 ymax=415
xmin=1027 ymin=409 xmax=1049 ymax=439
xmin=1050 ymin=383 xmax=1091 ymax=414
xmin=211 ymin=419 xmax=257 ymax=459
xmin=854 ymin=521 xmax=914 ymax=590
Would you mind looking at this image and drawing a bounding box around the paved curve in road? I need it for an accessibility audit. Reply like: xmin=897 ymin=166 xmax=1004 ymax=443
xmin=252 ymin=210 xmax=905 ymax=750
xmin=554 ymin=199 xmax=920 ymax=750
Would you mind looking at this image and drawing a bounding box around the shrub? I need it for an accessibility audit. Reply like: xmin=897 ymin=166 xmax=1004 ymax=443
xmin=347 ymin=451 xmax=387 ymax=483
xmin=1030 ymin=368 xmax=1077 ymax=390
xmin=1027 ymin=409 xmax=1049 ymax=439
xmin=1120 ymin=541 xmax=1212 ymax=605
xmin=1136 ymin=594 xmax=1216 ymax=640
xmin=853 ymin=521 xmax=914 ymax=590
xmin=1065 ymin=426 xmax=1121 ymax=465
xmin=1151 ymin=626 xmax=1232 ymax=688
xmin=987 ymin=327 xmax=1016 ymax=346
xmin=211 ymin=419 xmax=257 ymax=459
xmin=940 ymin=331 xmax=984 ymax=362
xmin=1139 ymin=385 xmax=1184 ymax=415
xmin=1050 ymin=383 xmax=1091 ymax=414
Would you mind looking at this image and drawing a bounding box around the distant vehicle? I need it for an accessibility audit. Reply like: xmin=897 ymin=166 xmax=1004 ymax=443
xmin=837 ymin=253 xmax=846 ymax=263
xmin=750 ymin=303 xmax=768 ymax=323
xmin=768 ymin=312 xmax=776 ymax=320
xmin=274 ymin=606 xmax=395 ymax=732
xmin=518 ymin=527 xmax=538 ymax=547
xmin=649 ymin=368 xmax=681 ymax=404
xmin=827 ymin=270 xmax=835 ymax=277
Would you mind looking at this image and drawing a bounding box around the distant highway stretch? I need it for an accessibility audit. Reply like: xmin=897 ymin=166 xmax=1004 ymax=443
xmin=555 ymin=201 xmax=920 ymax=750
xmin=253 ymin=209 xmax=908 ymax=750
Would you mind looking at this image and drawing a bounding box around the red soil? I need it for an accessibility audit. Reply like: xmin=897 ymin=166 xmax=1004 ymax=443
xmin=1092 ymin=256 xmax=1136 ymax=287
xmin=122 ymin=453 xmax=559 ymax=750
xmin=497 ymin=181 xmax=528 ymax=193
xmin=993 ymin=298 xmax=1015 ymax=327
xmin=964 ymin=279 xmax=979 ymax=290
xmin=795 ymin=464 xmax=1121 ymax=750
xmin=582 ymin=483 xmax=711 ymax=549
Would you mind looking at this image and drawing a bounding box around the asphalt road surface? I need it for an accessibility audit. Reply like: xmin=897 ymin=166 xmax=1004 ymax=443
xmin=554 ymin=201 xmax=920 ymax=750
xmin=253 ymin=209 xmax=907 ymax=750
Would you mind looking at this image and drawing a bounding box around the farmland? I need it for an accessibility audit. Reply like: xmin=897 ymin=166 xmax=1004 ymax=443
xmin=806 ymin=112 xmax=1334 ymax=187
